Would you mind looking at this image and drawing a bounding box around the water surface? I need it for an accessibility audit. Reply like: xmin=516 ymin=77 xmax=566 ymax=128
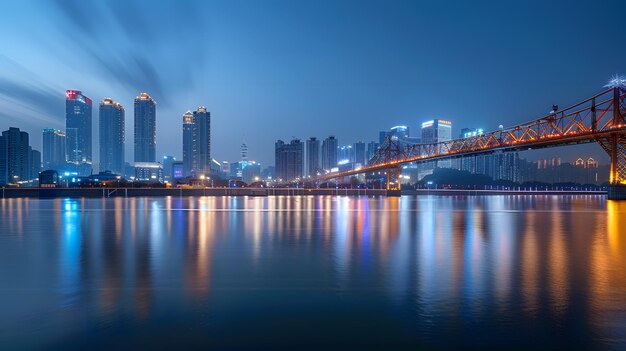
xmin=1 ymin=195 xmax=625 ymax=350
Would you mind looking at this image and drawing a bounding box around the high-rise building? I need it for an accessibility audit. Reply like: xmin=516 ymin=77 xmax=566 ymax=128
xmin=366 ymin=141 xmax=379 ymax=165
xmin=0 ymin=127 xmax=35 ymax=185
xmin=457 ymin=128 xmax=484 ymax=172
xmin=353 ymin=141 xmax=366 ymax=166
xmin=305 ymin=137 xmax=320 ymax=176
xmin=379 ymin=131 xmax=389 ymax=144
xmin=421 ymin=119 xmax=453 ymax=172
xmin=162 ymin=156 xmax=175 ymax=182
xmin=242 ymin=161 xmax=262 ymax=184
xmin=321 ymin=136 xmax=338 ymax=171
xmin=182 ymin=107 xmax=211 ymax=176
xmin=42 ymin=129 xmax=66 ymax=171
xmin=275 ymin=139 xmax=303 ymax=181
xmin=193 ymin=106 xmax=211 ymax=174
xmin=134 ymin=92 xmax=156 ymax=163
xmin=65 ymin=90 xmax=92 ymax=175
xmin=182 ymin=111 xmax=195 ymax=177
xmin=99 ymin=98 xmax=125 ymax=174
xmin=241 ymin=143 xmax=248 ymax=161
xmin=29 ymin=148 xmax=41 ymax=181
xmin=389 ymin=125 xmax=410 ymax=138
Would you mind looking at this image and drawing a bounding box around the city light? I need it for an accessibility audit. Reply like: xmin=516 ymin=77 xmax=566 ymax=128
xmin=605 ymin=74 xmax=626 ymax=88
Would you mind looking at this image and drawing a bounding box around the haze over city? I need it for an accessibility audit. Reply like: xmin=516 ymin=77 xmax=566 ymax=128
xmin=1 ymin=0 xmax=624 ymax=167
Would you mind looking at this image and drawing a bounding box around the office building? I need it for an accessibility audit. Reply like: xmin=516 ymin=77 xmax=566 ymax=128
xmin=134 ymin=162 xmax=163 ymax=182
xmin=182 ymin=111 xmax=196 ymax=176
xmin=321 ymin=136 xmax=338 ymax=171
xmin=242 ymin=161 xmax=262 ymax=184
xmin=134 ymin=92 xmax=156 ymax=163
xmin=389 ymin=125 xmax=410 ymax=138
xmin=42 ymin=129 xmax=66 ymax=171
xmin=275 ymin=139 xmax=303 ymax=181
xmin=65 ymin=90 xmax=92 ymax=175
xmin=305 ymin=137 xmax=320 ymax=176
xmin=99 ymin=98 xmax=125 ymax=174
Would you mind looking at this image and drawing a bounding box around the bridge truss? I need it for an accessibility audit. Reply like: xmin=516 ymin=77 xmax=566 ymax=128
xmin=316 ymin=87 xmax=626 ymax=191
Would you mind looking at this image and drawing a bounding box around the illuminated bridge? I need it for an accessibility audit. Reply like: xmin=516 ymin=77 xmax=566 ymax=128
xmin=309 ymin=86 xmax=626 ymax=199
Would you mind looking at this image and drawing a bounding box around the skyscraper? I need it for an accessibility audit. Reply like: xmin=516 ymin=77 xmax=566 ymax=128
xmin=134 ymin=92 xmax=156 ymax=163
xmin=182 ymin=106 xmax=211 ymax=177
xmin=321 ymin=136 xmax=338 ymax=171
xmin=42 ymin=129 xmax=66 ymax=171
xmin=275 ymin=139 xmax=303 ymax=181
xmin=193 ymin=106 xmax=211 ymax=175
xmin=29 ymin=148 xmax=41 ymax=181
xmin=0 ymin=127 xmax=33 ymax=185
xmin=65 ymin=90 xmax=92 ymax=175
xmin=182 ymin=111 xmax=195 ymax=176
xmin=305 ymin=137 xmax=320 ymax=176
xmin=353 ymin=141 xmax=366 ymax=166
xmin=99 ymin=98 xmax=125 ymax=174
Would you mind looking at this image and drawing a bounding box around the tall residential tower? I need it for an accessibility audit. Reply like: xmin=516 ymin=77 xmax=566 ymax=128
xmin=134 ymin=92 xmax=156 ymax=163
xmin=65 ymin=90 xmax=92 ymax=175
xmin=99 ymin=98 xmax=125 ymax=174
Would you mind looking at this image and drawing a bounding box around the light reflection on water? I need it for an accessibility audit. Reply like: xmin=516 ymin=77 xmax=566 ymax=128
xmin=0 ymin=195 xmax=625 ymax=349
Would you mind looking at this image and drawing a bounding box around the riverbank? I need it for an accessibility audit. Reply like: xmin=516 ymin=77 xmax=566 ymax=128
xmin=0 ymin=187 xmax=607 ymax=198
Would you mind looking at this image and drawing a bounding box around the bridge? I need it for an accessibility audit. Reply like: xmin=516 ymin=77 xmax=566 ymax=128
xmin=308 ymin=86 xmax=626 ymax=199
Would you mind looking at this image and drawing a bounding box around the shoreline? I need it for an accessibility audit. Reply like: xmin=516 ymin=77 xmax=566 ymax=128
xmin=0 ymin=187 xmax=607 ymax=199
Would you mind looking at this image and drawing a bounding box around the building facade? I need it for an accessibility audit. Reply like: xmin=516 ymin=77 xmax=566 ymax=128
xmin=182 ymin=111 xmax=196 ymax=176
xmin=134 ymin=92 xmax=156 ymax=163
xmin=305 ymin=137 xmax=320 ymax=177
xmin=275 ymin=139 xmax=303 ymax=181
xmin=321 ymin=136 xmax=338 ymax=171
xmin=162 ymin=156 xmax=175 ymax=182
xmin=65 ymin=90 xmax=92 ymax=175
xmin=193 ymin=106 xmax=211 ymax=174
xmin=134 ymin=162 xmax=163 ymax=182
xmin=42 ymin=129 xmax=66 ymax=171
xmin=353 ymin=141 xmax=366 ymax=166
xmin=420 ymin=119 xmax=453 ymax=178
xmin=99 ymin=98 xmax=125 ymax=174
xmin=0 ymin=127 xmax=38 ymax=185
xmin=366 ymin=141 xmax=379 ymax=165
xmin=182 ymin=107 xmax=211 ymax=177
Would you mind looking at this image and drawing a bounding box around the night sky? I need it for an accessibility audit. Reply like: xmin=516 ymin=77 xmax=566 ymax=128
xmin=0 ymin=0 xmax=624 ymax=168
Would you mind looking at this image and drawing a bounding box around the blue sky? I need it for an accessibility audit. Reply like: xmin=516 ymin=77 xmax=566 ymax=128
xmin=0 ymin=0 xmax=624 ymax=167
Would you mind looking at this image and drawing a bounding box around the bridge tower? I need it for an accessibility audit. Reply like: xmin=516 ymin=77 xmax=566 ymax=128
xmin=599 ymin=87 xmax=626 ymax=200
xmin=386 ymin=166 xmax=401 ymax=195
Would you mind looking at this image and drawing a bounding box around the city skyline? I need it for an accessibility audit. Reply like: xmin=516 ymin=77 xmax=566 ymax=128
xmin=0 ymin=1 xmax=624 ymax=167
